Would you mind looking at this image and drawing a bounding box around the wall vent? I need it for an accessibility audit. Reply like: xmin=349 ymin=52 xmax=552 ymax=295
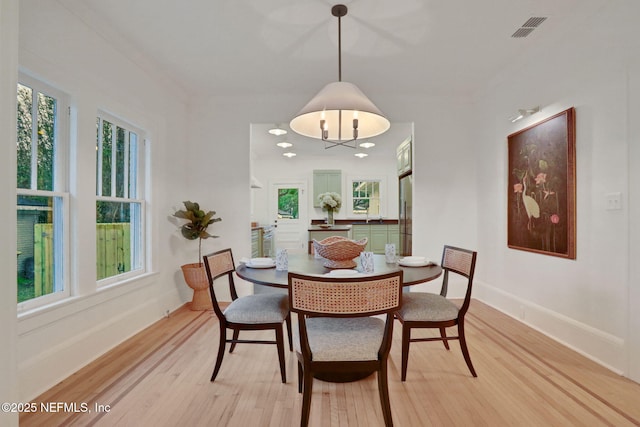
xmin=511 ymin=16 xmax=547 ymax=38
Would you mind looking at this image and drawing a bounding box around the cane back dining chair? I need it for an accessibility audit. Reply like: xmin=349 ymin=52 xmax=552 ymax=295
xmin=288 ymin=270 xmax=403 ymax=427
xmin=395 ymin=245 xmax=478 ymax=381
xmin=203 ymin=248 xmax=292 ymax=383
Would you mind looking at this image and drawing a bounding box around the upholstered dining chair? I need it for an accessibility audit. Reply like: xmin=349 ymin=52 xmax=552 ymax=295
xmin=395 ymin=245 xmax=478 ymax=381
xmin=288 ymin=270 xmax=403 ymax=427
xmin=203 ymin=248 xmax=292 ymax=383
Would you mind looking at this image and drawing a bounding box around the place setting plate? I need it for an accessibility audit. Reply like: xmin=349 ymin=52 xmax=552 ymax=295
xmin=398 ymin=256 xmax=436 ymax=268
xmin=324 ymin=269 xmax=361 ymax=277
xmin=241 ymin=257 xmax=276 ymax=269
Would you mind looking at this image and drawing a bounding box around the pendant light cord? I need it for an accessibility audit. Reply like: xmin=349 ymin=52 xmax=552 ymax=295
xmin=338 ymin=12 xmax=342 ymax=82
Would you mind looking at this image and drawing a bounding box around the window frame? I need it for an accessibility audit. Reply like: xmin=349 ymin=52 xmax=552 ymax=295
xmin=346 ymin=175 xmax=387 ymax=218
xmin=16 ymin=73 xmax=71 ymax=312
xmin=95 ymin=110 xmax=147 ymax=287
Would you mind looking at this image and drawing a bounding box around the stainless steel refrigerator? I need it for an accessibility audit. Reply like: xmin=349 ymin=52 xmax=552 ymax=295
xmin=399 ymin=173 xmax=412 ymax=256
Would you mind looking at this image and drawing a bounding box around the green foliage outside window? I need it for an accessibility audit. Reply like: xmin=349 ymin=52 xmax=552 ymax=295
xmin=278 ymin=188 xmax=299 ymax=219
xmin=17 ymin=84 xmax=55 ymax=191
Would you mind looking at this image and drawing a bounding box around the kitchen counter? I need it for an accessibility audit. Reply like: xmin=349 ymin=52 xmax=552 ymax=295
xmin=308 ymin=224 xmax=352 ymax=231
xmin=310 ymin=219 xmax=398 ymax=225
xmin=308 ymin=220 xmax=400 ymax=255
xmin=308 ymin=225 xmax=352 ymax=254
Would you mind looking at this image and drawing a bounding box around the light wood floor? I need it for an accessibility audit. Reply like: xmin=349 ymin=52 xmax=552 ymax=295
xmin=20 ymin=300 xmax=640 ymax=426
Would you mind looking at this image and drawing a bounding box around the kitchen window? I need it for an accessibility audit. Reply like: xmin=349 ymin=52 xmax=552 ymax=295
xmin=349 ymin=177 xmax=385 ymax=217
xmin=96 ymin=113 xmax=146 ymax=284
xmin=16 ymin=75 xmax=70 ymax=310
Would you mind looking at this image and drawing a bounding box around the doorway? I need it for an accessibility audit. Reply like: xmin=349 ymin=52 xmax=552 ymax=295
xmin=269 ymin=181 xmax=308 ymax=254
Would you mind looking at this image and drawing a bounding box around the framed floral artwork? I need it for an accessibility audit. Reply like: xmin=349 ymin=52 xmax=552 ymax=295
xmin=507 ymin=107 xmax=576 ymax=259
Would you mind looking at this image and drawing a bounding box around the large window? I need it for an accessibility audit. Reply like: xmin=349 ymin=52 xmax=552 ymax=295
xmin=16 ymin=75 xmax=69 ymax=308
xmin=96 ymin=114 xmax=145 ymax=283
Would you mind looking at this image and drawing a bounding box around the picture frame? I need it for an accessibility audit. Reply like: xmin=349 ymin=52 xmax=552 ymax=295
xmin=507 ymin=107 xmax=576 ymax=259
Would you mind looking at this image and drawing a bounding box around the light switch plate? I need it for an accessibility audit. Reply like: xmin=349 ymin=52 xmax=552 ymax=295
xmin=606 ymin=192 xmax=622 ymax=210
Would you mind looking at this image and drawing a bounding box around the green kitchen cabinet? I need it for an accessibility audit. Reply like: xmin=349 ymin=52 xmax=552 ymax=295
xmin=251 ymin=228 xmax=263 ymax=258
xmin=370 ymin=226 xmax=389 ymax=253
xmin=313 ymin=170 xmax=342 ymax=207
xmin=351 ymin=225 xmax=371 ymax=252
xmin=397 ymin=137 xmax=412 ymax=175
xmin=386 ymin=224 xmax=400 ymax=250
xmin=351 ymin=223 xmax=399 ymax=254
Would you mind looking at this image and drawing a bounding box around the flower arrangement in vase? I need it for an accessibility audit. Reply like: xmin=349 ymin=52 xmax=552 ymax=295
xmin=318 ymin=192 xmax=341 ymax=226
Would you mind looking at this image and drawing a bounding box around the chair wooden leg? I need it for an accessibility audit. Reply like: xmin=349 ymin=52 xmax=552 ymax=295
xmin=401 ymin=324 xmax=411 ymax=381
xmin=440 ymin=327 xmax=450 ymax=350
xmin=229 ymin=329 xmax=240 ymax=353
xmin=300 ymin=364 xmax=314 ymax=427
xmin=285 ymin=313 xmax=293 ymax=351
xmin=275 ymin=326 xmax=286 ymax=383
xmin=458 ymin=321 xmax=477 ymax=377
xmin=211 ymin=324 xmax=227 ymax=382
xmin=377 ymin=360 xmax=394 ymax=427
xmin=297 ymin=361 xmax=303 ymax=393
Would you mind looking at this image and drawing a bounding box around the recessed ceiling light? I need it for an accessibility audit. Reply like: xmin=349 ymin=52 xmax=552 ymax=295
xmin=354 ymin=153 xmax=368 ymax=158
xmin=276 ymin=142 xmax=293 ymax=148
xmin=359 ymin=142 xmax=375 ymax=149
xmin=283 ymin=152 xmax=296 ymax=158
xmin=269 ymin=127 xmax=287 ymax=136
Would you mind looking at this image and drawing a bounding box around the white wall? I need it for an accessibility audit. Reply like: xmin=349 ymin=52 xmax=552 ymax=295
xmin=472 ymin=1 xmax=639 ymax=377
xmin=627 ymin=57 xmax=640 ymax=381
xmin=15 ymin=1 xmax=191 ymax=400
xmin=1 ymin=1 xmax=19 ymax=425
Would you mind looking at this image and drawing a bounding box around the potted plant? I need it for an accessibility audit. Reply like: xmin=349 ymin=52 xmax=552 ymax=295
xmin=173 ymin=201 xmax=222 ymax=310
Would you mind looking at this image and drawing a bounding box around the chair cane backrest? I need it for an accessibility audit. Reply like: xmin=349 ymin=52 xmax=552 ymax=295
xmin=442 ymin=246 xmax=475 ymax=278
xmin=439 ymin=245 xmax=477 ymax=314
xmin=288 ymin=271 xmax=403 ymax=317
xmin=203 ymin=249 xmax=239 ymax=320
xmin=289 ymin=271 xmax=403 ymax=363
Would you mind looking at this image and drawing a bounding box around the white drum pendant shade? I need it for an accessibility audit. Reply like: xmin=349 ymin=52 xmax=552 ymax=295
xmin=289 ymin=81 xmax=390 ymax=141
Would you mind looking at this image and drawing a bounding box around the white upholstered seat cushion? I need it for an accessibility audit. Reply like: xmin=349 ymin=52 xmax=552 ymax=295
xmin=397 ymin=292 xmax=459 ymax=322
xmin=294 ymin=317 xmax=385 ymax=361
xmin=223 ymin=293 xmax=288 ymax=324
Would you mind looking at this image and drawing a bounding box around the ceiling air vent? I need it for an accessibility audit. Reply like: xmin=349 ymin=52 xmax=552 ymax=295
xmin=512 ymin=28 xmax=535 ymax=38
xmin=511 ymin=16 xmax=547 ymax=38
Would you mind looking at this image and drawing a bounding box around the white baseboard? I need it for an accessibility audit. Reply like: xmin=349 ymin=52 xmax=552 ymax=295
xmin=18 ymin=289 xmax=185 ymax=401
xmin=475 ymin=280 xmax=626 ymax=375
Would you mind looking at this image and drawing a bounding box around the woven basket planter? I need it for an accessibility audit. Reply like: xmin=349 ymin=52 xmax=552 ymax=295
xmin=181 ymin=263 xmax=213 ymax=311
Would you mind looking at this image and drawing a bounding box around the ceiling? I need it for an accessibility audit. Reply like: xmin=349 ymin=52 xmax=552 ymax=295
xmin=56 ymin=0 xmax=607 ymax=158
xmin=58 ymin=0 xmax=607 ymax=98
